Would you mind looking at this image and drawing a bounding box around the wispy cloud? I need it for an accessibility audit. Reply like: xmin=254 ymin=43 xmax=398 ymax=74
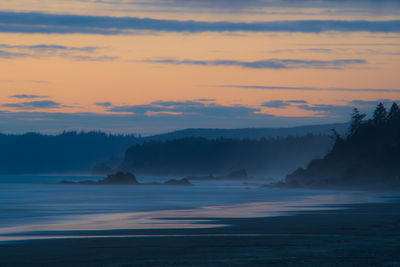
xmin=2 ymin=100 xmax=61 ymax=109
xmin=65 ymin=55 xmax=118 ymax=61
xmin=286 ymin=100 xmax=308 ymax=104
xmin=262 ymin=100 xmax=291 ymax=109
xmin=150 ymin=0 xmax=400 ymax=9
xmin=1 ymin=11 xmax=399 ymax=35
xmin=0 ymin=44 xmax=99 ymax=53
xmin=9 ymin=94 xmax=49 ymax=99
xmin=195 ymin=98 xmax=216 ymax=102
xmin=272 ymin=47 xmax=400 ymax=56
xmin=146 ymin=58 xmax=366 ymax=69
xmin=72 ymin=0 xmax=400 ymax=16
xmin=261 ymin=100 xmax=309 ymax=108
xmin=0 ymin=42 xmax=116 ymax=61
xmin=94 ymin=102 xmax=113 ymax=107
xmin=259 ymin=99 xmax=400 ymax=118
xmin=298 ymin=43 xmax=400 ymax=47
xmin=297 ymin=104 xmax=353 ymax=117
xmin=219 ymin=85 xmax=400 ymax=93
xmin=0 ymin=49 xmax=28 ymax=59
xmin=271 ymin=48 xmax=336 ymax=54
xmin=349 ymin=99 xmax=400 ymax=107
xmin=289 ymin=99 xmax=400 ymax=117
xmin=109 ymin=100 xmax=260 ymax=117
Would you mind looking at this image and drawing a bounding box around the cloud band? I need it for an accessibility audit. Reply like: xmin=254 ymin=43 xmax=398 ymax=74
xmin=1 ymin=12 xmax=400 ymax=34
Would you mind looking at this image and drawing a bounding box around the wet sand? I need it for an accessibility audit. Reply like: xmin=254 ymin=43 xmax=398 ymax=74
xmin=1 ymin=200 xmax=400 ymax=266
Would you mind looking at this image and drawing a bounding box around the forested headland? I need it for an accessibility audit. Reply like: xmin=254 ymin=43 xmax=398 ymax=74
xmin=119 ymin=135 xmax=333 ymax=178
xmin=285 ymin=102 xmax=400 ymax=190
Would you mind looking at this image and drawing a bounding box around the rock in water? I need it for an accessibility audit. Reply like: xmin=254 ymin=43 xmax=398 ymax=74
xmin=98 ymin=172 xmax=139 ymax=185
xmin=163 ymin=178 xmax=193 ymax=186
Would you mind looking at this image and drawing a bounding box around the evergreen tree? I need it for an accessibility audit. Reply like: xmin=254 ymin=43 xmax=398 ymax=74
xmin=373 ymin=102 xmax=387 ymax=125
xmin=349 ymin=108 xmax=366 ymax=135
xmin=388 ymin=102 xmax=400 ymax=122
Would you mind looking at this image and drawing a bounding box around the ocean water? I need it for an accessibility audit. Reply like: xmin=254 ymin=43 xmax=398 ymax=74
xmin=0 ymin=175 xmax=393 ymax=241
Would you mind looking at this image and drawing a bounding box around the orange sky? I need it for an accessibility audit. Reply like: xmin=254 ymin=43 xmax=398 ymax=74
xmin=0 ymin=1 xmax=399 ymax=134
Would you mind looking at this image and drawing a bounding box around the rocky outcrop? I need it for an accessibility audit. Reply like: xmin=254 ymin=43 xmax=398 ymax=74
xmin=163 ymin=178 xmax=192 ymax=186
xmin=186 ymin=169 xmax=250 ymax=181
xmin=98 ymin=172 xmax=139 ymax=185
xmin=60 ymin=172 xmax=193 ymax=186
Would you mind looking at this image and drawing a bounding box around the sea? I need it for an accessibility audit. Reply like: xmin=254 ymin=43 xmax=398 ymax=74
xmin=0 ymin=175 xmax=396 ymax=242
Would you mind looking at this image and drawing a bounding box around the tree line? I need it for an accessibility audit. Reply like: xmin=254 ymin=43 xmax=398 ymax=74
xmin=0 ymin=131 xmax=139 ymax=174
xmin=120 ymin=134 xmax=333 ymax=177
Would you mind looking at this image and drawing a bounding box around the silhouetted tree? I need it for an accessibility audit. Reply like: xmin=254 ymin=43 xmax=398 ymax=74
xmin=373 ymin=102 xmax=387 ymax=125
xmin=330 ymin=128 xmax=345 ymax=145
xmin=349 ymin=108 xmax=366 ymax=135
xmin=388 ymin=102 xmax=400 ymax=122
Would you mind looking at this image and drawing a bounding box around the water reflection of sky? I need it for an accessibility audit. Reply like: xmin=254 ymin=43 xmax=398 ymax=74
xmin=0 ymin=175 xmax=396 ymax=242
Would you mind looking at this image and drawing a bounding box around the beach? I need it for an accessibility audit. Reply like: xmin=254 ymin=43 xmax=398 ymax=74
xmin=1 ymin=199 xmax=400 ymax=266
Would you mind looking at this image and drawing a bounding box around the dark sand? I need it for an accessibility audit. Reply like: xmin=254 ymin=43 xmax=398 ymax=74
xmin=1 ymin=200 xmax=400 ymax=266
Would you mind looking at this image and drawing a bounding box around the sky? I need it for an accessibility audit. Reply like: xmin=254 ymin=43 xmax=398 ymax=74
xmin=1 ymin=0 xmax=400 ymax=135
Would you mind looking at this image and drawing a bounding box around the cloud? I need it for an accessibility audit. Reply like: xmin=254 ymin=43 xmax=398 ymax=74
xmin=298 ymin=104 xmax=353 ymax=116
xmin=0 ymin=109 xmax=334 ymax=135
xmin=261 ymin=100 xmax=308 ymax=108
xmin=298 ymin=43 xmax=400 ymax=47
xmin=1 ymin=12 xmax=400 ymax=35
xmin=108 ymin=100 xmax=260 ymax=117
xmin=0 ymin=49 xmax=28 ymax=58
xmin=1 ymin=98 xmax=398 ymax=135
xmin=65 ymin=55 xmax=118 ymax=61
xmin=9 ymin=94 xmax=49 ymax=99
xmin=0 ymin=98 xmax=275 ymax=135
xmin=0 ymin=42 xmax=116 ymax=61
xmin=262 ymin=100 xmax=291 ymax=109
xmin=286 ymin=100 xmax=308 ymax=104
xmin=296 ymin=100 xmax=400 ymax=118
xmin=195 ymin=98 xmax=216 ymax=102
xmin=146 ymin=58 xmax=366 ymax=69
xmin=275 ymin=46 xmax=400 ymax=56
xmin=349 ymin=99 xmax=400 ymax=107
xmin=94 ymin=102 xmax=113 ymax=107
xmin=219 ymin=85 xmax=400 ymax=93
xmin=90 ymin=0 xmax=400 ymax=16
xmin=109 ymin=104 xmax=166 ymax=115
xmin=260 ymin=99 xmax=400 ymax=118
xmin=0 ymin=44 xmax=99 ymax=53
xmin=152 ymin=0 xmax=400 ymax=9
xmin=271 ymin=48 xmax=337 ymax=54
xmin=2 ymin=100 xmax=61 ymax=109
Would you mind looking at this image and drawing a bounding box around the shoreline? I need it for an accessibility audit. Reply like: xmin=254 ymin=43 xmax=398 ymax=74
xmin=0 ymin=191 xmax=388 ymax=241
xmin=1 ymin=199 xmax=400 ymax=266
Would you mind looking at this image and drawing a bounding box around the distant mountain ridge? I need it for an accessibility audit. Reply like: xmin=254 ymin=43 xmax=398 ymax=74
xmin=144 ymin=123 xmax=348 ymax=141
